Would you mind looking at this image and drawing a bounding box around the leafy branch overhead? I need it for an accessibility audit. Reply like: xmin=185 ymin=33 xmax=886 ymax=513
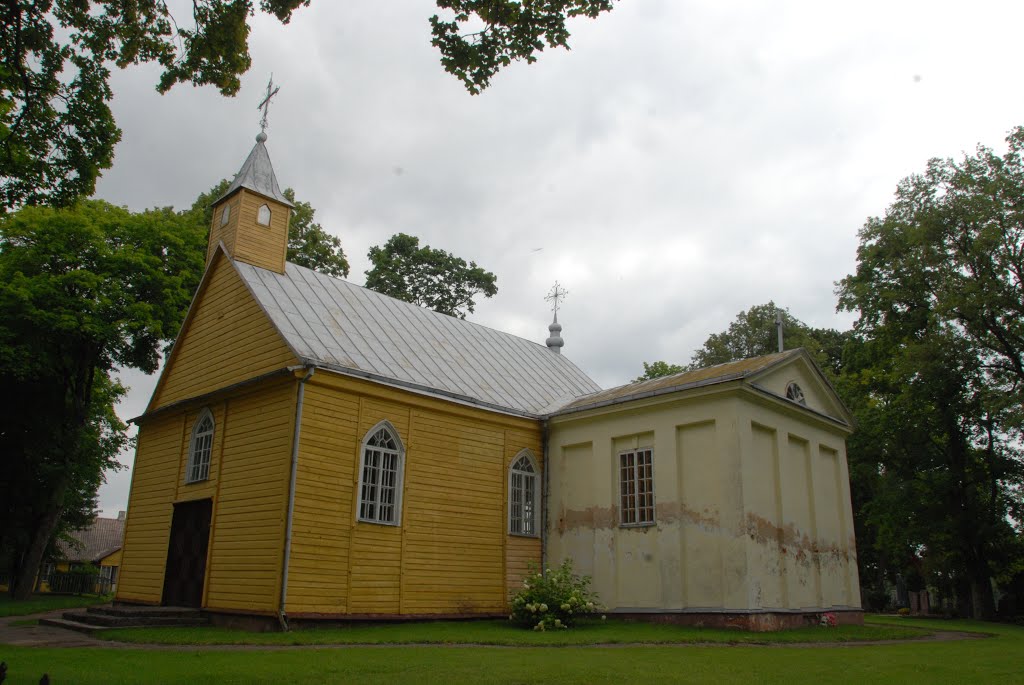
xmin=0 ymin=1 xmax=613 ymax=212
xmin=430 ymin=0 xmax=615 ymax=94
xmin=365 ymin=233 xmax=498 ymax=319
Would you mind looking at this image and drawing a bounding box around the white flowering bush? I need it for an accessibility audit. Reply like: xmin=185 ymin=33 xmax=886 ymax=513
xmin=509 ymin=559 xmax=602 ymax=631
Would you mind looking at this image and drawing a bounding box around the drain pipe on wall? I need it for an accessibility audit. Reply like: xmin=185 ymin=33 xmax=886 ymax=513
xmin=541 ymin=420 xmax=550 ymax=575
xmin=278 ymin=364 xmax=315 ymax=631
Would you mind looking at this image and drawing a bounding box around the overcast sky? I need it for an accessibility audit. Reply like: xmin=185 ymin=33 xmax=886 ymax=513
xmin=92 ymin=0 xmax=1024 ymax=515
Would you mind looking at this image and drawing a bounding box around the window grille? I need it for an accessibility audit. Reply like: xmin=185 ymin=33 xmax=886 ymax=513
xmin=358 ymin=424 xmax=404 ymax=525
xmin=619 ymin=448 xmax=655 ymax=525
xmin=509 ymin=452 xmax=539 ymax=536
xmin=786 ymin=382 xmax=807 ymax=406
xmin=186 ymin=410 xmax=214 ymax=483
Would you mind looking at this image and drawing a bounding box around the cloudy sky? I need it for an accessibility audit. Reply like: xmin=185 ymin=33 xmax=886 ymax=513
xmin=93 ymin=0 xmax=1024 ymax=515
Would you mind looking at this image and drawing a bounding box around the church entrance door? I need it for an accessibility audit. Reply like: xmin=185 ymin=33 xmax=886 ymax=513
xmin=162 ymin=498 xmax=212 ymax=608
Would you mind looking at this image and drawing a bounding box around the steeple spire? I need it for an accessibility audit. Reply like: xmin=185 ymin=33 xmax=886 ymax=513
xmin=544 ymin=281 xmax=568 ymax=353
xmin=206 ymin=79 xmax=294 ymax=274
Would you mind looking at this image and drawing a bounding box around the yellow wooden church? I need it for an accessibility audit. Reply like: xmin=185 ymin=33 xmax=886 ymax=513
xmin=116 ymin=133 xmax=862 ymax=629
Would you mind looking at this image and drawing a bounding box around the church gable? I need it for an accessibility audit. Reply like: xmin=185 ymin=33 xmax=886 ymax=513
xmin=750 ymin=352 xmax=851 ymax=426
xmin=149 ymin=248 xmax=298 ymax=411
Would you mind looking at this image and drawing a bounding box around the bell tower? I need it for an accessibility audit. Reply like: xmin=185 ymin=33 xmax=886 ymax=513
xmin=207 ymin=77 xmax=293 ymax=274
xmin=206 ymin=131 xmax=294 ymax=274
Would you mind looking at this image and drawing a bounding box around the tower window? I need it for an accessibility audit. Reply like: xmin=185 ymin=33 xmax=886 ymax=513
xmin=257 ymin=204 xmax=271 ymax=226
xmin=220 ymin=205 xmax=231 ymax=226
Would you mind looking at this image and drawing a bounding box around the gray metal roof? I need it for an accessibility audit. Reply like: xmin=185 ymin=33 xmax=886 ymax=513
xmin=216 ymin=133 xmax=294 ymax=207
xmin=57 ymin=516 xmax=125 ymax=563
xmin=235 ymin=260 xmax=601 ymax=416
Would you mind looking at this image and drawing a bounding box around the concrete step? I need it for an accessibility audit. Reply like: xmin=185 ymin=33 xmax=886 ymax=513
xmin=38 ymin=617 xmax=102 ymax=635
xmin=88 ymin=605 xmax=203 ymax=620
xmin=61 ymin=610 xmax=209 ymax=628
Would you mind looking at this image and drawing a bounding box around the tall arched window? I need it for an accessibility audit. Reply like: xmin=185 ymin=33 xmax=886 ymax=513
xmin=508 ymin=450 xmax=539 ymax=536
xmin=357 ymin=421 xmax=405 ymax=525
xmin=186 ymin=409 xmax=215 ymax=483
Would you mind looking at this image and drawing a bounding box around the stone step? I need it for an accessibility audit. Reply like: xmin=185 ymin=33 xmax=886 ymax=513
xmin=61 ymin=610 xmax=209 ymax=628
xmin=88 ymin=605 xmax=203 ymax=620
xmin=38 ymin=617 xmax=102 ymax=635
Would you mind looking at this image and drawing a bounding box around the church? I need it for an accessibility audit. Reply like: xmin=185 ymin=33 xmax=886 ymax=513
xmin=115 ymin=131 xmax=862 ymax=630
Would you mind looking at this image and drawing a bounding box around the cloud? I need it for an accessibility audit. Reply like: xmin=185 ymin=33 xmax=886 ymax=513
xmin=92 ymin=0 xmax=1024 ymax=514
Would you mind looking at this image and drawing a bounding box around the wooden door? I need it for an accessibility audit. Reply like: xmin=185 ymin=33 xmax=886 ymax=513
xmin=162 ymin=499 xmax=213 ymax=607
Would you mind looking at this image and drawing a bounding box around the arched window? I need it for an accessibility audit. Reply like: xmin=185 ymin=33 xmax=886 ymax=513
xmin=357 ymin=421 xmax=405 ymax=525
xmin=219 ymin=204 xmax=231 ymax=226
xmin=257 ymin=204 xmax=271 ymax=226
xmin=508 ymin=450 xmax=539 ymax=536
xmin=786 ymin=382 xmax=807 ymax=406
xmin=186 ymin=409 xmax=215 ymax=483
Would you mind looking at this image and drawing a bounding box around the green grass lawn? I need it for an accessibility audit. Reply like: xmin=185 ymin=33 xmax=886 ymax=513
xmin=99 ymin=617 xmax=931 ymax=646
xmin=0 ymin=593 xmax=111 ymax=617
xmin=0 ymin=615 xmax=1020 ymax=684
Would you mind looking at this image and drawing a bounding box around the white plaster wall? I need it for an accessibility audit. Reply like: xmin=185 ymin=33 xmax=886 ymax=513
xmin=546 ymin=382 xmax=861 ymax=614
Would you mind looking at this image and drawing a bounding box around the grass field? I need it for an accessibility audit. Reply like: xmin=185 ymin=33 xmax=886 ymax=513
xmin=0 ymin=615 xmax=1020 ymax=684
xmin=99 ymin=618 xmax=932 ymax=646
xmin=0 ymin=593 xmax=111 ymax=617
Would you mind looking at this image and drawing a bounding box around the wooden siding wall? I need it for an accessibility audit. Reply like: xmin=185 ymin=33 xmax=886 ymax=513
xmin=116 ymin=379 xmax=295 ymax=612
xmin=151 ymin=254 xmax=296 ymax=410
xmin=207 ymin=189 xmax=289 ymax=274
xmin=286 ymin=374 xmax=543 ymax=617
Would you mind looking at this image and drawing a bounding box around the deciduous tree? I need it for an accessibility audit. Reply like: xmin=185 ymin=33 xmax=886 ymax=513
xmin=838 ymin=133 xmax=1024 ymax=618
xmin=0 ymin=200 xmax=206 ymax=597
xmin=365 ymin=233 xmax=497 ymax=318
xmin=1 ymin=1 xmax=612 ymax=211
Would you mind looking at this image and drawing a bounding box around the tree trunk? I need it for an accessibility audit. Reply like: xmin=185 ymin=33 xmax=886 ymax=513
xmin=11 ymin=505 xmax=64 ymax=600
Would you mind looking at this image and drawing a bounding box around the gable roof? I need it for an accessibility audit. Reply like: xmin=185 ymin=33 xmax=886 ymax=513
xmin=235 ymin=259 xmax=601 ymax=416
xmin=57 ymin=516 xmax=125 ymax=563
xmin=554 ymin=348 xmax=853 ymax=427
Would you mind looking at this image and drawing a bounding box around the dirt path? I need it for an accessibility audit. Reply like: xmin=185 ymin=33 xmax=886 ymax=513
xmin=0 ymin=613 xmax=989 ymax=651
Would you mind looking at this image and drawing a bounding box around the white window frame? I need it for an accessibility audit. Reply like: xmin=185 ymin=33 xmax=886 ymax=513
xmin=508 ymin=449 xmax=540 ymax=537
xmin=356 ymin=420 xmax=405 ymax=526
xmin=185 ymin=408 xmax=215 ymax=484
xmin=257 ymin=203 xmax=272 ymax=226
xmin=619 ymin=447 xmax=655 ymax=526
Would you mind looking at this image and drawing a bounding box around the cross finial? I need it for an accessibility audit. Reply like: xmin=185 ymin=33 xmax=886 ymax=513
xmin=258 ymin=74 xmax=281 ymax=136
xmin=545 ymin=281 xmax=568 ymax=316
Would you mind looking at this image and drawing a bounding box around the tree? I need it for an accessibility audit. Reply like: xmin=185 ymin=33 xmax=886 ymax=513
xmin=431 ymin=1 xmax=615 ymax=94
xmin=193 ymin=180 xmax=349 ymax=277
xmin=1 ymin=1 xmax=613 ymax=212
xmin=633 ymin=361 xmax=685 ymax=382
xmin=0 ymin=200 xmax=206 ymax=597
xmin=365 ymin=233 xmax=497 ymax=318
xmin=837 ymin=134 xmax=1024 ymax=618
xmin=689 ymin=302 xmax=846 ymax=378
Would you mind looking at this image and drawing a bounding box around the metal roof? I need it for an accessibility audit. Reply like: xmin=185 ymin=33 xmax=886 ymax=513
xmin=216 ymin=133 xmax=294 ymax=207
xmin=235 ymin=260 xmax=601 ymax=416
xmin=554 ymin=349 xmax=804 ymax=415
xmin=57 ymin=516 xmax=125 ymax=563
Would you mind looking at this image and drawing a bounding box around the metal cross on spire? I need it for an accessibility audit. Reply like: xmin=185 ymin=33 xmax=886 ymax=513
xmin=545 ymin=281 xmax=568 ymax=316
xmin=257 ymin=74 xmax=281 ymax=135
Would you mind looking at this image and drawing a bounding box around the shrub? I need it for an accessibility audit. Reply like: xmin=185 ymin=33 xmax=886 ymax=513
xmin=897 ymin=607 xmax=911 ymax=616
xmin=819 ymin=612 xmax=837 ymax=627
xmin=509 ymin=560 xmax=602 ymax=631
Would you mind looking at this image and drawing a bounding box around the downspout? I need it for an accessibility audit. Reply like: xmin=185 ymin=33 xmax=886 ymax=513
xmin=541 ymin=420 xmax=550 ymax=574
xmin=278 ymin=364 xmax=315 ymax=631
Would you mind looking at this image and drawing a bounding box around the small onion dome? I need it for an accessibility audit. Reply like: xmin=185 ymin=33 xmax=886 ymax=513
xmin=546 ymin=316 xmax=564 ymax=353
